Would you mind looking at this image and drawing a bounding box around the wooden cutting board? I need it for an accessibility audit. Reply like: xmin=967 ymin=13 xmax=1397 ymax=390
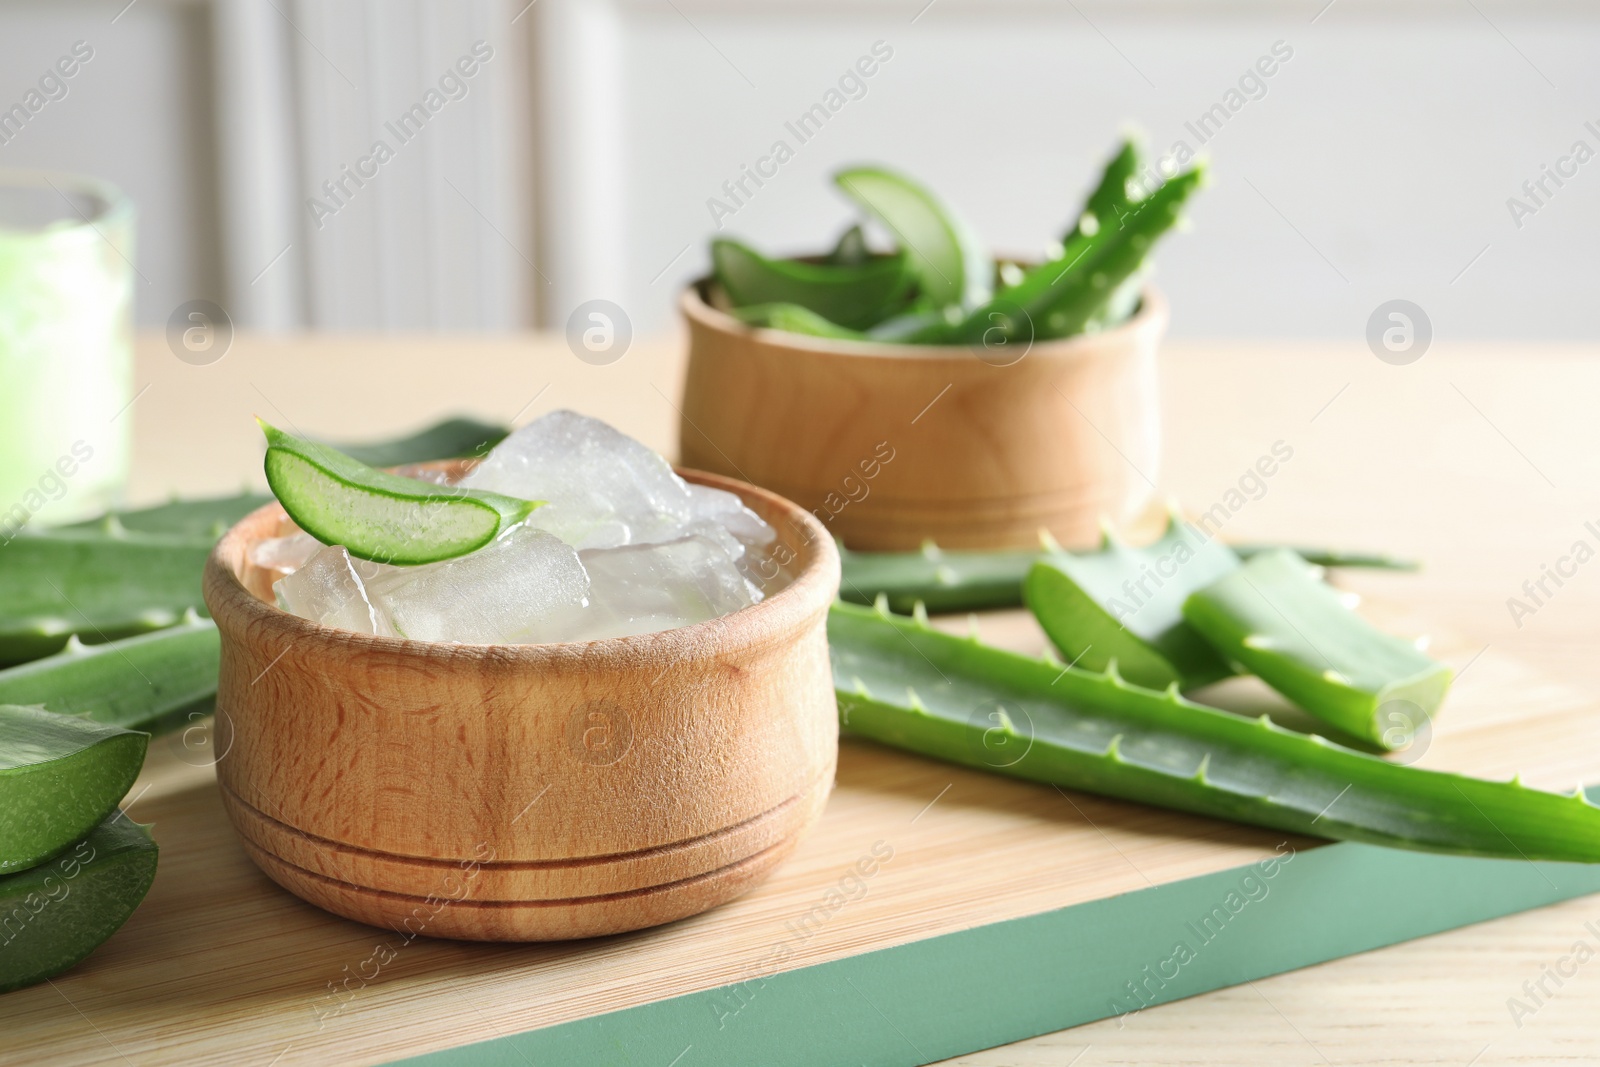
xmin=7 ymin=593 xmax=1598 ymax=1067
xmin=9 ymin=332 xmax=1600 ymax=1064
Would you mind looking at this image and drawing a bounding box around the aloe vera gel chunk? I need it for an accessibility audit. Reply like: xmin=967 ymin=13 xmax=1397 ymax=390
xmin=1182 ymin=549 xmax=1453 ymax=748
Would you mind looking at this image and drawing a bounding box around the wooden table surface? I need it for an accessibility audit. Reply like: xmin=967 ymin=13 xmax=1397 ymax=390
xmin=84 ymin=331 xmax=1600 ymax=1063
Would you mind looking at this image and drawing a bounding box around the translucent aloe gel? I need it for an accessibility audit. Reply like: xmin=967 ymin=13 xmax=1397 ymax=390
xmin=0 ymin=173 xmax=134 ymax=531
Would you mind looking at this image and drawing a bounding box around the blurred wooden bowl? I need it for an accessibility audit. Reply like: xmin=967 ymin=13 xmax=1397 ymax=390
xmin=679 ymin=284 xmax=1168 ymax=551
xmin=202 ymin=466 xmax=840 ymax=941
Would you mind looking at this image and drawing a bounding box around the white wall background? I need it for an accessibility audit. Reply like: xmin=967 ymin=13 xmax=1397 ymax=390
xmin=1 ymin=0 xmax=1596 ymax=342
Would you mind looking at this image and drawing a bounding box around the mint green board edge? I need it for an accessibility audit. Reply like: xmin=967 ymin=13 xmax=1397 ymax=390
xmin=394 ymin=812 xmax=1600 ymax=1067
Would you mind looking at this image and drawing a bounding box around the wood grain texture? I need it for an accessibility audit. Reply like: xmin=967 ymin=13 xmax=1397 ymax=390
xmin=9 ymin=333 xmax=1600 ymax=1066
xmin=678 ymin=285 xmax=1167 ymax=551
xmin=202 ymin=469 xmax=841 ymax=940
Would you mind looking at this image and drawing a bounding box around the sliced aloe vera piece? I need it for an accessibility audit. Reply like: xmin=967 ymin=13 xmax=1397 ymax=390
xmin=0 ymin=706 xmax=147 ymax=875
xmin=53 ymin=418 xmax=507 ymax=544
xmin=1183 ymin=549 xmax=1453 ymax=749
xmin=830 ymin=601 xmax=1600 ymax=862
xmin=731 ymin=303 xmax=866 ymax=341
xmin=0 ymin=612 xmax=219 ymax=733
xmin=711 ymin=238 xmax=913 ymax=330
xmin=1026 ymin=517 xmax=1239 ymax=690
xmin=840 ymin=542 xmax=1039 ymax=614
xmin=261 ymin=421 xmax=541 ymax=566
xmin=834 ymin=166 xmax=990 ymax=309
xmin=0 ymin=531 xmax=212 ymax=665
xmin=0 ymin=815 xmax=159 ymax=992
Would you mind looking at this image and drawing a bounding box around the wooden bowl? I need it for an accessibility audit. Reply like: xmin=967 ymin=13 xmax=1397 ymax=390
xmin=201 ymin=467 xmax=840 ymax=941
xmin=679 ymin=284 xmax=1169 ymax=551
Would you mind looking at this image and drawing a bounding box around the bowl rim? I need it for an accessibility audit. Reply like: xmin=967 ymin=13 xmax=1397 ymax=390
xmin=680 ymin=277 xmax=1168 ymax=362
xmin=202 ymin=467 xmax=841 ymax=671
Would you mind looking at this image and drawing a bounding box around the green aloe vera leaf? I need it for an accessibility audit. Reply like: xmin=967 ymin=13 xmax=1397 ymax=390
xmin=829 ymin=600 xmax=1600 ymax=863
xmin=260 ymin=421 xmax=541 ymax=566
xmin=331 ymin=416 xmax=508 ymax=468
xmin=1182 ymin=549 xmax=1453 ymax=749
xmin=61 ymin=493 xmax=269 ymax=542
xmin=731 ymin=303 xmax=867 ymax=341
xmin=711 ymin=238 xmax=913 ymax=331
xmin=837 ymin=537 xmax=1419 ymax=618
xmin=1074 ymin=138 xmax=1142 ymax=240
xmin=0 ymin=531 xmax=212 ymax=665
xmin=834 ymin=166 xmax=990 ymax=309
xmin=1235 ymin=544 xmax=1420 ymax=572
xmin=1030 ymin=165 xmax=1202 ymax=340
xmin=0 ymin=612 xmax=219 ymax=733
xmin=827 ymin=224 xmax=870 ymax=266
xmin=0 ymin=706 xmax=147 ymax=875
xmin=945 ymin=165 xmax=1203 ymax=345
xmin=1025 ymin=517 xmax=1240 ymax=690
xmin=0 ymin=815 xmax=159 ymax=993
xmin=839 ymin=541 xmax=1039 ymax=614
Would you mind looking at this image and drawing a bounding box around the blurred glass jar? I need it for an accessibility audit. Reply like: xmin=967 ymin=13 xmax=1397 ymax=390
xmin=0 ymin=172 xmax=134 ymax=534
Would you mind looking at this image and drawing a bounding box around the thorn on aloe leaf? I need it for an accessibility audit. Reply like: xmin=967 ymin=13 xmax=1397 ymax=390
xmin=912 ymin=601 xmax=930 ymax=628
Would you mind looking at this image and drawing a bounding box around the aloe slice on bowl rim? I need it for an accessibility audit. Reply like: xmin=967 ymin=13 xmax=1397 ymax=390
xmin=834 ymin=166 xmax=991 ymax=310
xmin=259 ymin=421 xmax=541 ymax=566
xmin=0 ymin=704 xmax=148 ymax=875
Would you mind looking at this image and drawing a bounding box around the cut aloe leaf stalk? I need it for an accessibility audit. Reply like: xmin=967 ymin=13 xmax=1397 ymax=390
xmin=331 ymin=416 xmax=508 ymax=468
xmin=711 ymin=238 xmax=913 ymax=331
xmin=949 ymin=164 xmax=1203 ymax=345
xmin=0 ymin=815 xmax=159 ymax=993
xmin=1026 ymin=517 xmax=1239 ymax=690
xmin=62 ymin=493 xmax=269 ymax=542
xmin=0 ymin=705 xmax=148 ymax=875
xmin=0 ymin=531 xmax=212 ymax=665
xmin=839 ymin=541 xmax=1039 ymax=614
xmin=829 ymin=600 xmax=1600 ymax=862
xmin=1073 ymin=139 xmax=1142 ymax=242
xmin=731 ymin=303 xmax=866 ymax=341
xmin=0 ymin=612 xmax=219 ymax=734
xmin=1182 ymin=549 xmax=1453 ymax=750
xmin=260 ymin=420 xmax=541 ymax=566
xmin=834 ymin=166 xmax=991 ymax=309
xmin=838 ymin=537 xmax=1423 ymax=619
xmin=1234 ymin=544 xmax=1420 ymax=572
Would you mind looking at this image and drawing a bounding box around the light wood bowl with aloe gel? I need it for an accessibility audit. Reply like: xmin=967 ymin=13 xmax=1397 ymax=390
xmin=202 ymin=466 xmax=840 ymax=942
xmin=679 ymin=283 xmax=1169 ymax=552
